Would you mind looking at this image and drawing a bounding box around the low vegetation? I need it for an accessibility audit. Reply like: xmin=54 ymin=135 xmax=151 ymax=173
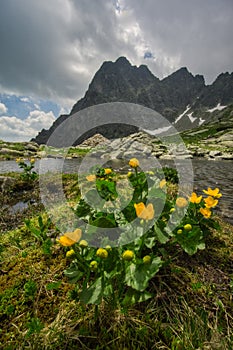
xmin=0 ymin=160 xmax=232 ymax=349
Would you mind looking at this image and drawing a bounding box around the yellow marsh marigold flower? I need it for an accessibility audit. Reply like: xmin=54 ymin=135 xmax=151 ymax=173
xmin=30 ymin=158 xmax=35 ymax=163
xmin=203 ymin=187 xmax=222 ymax=198
xmin=79 ymin=240 xmax=88 ymax=248
xmin=129 ymin=158 xmax=139 ymax=168
xmin=105 ymin=245 xmax=112 ymax=251
xmin=96 ymin=248 xmax=108 ymax=259
xmin=86 ymin=174 xmax=96 ymax=182
xmin=16 ymin=158 xmax=22 ymax=163
xmin=122 ymin=250 xmax=134 ymax=261
xmin=57 ymin=228 xmax=82 ymax=247
xmin=184 ymin=224 xmax=192 ymax=231
xmin=177 ymin=229 xmax=183 ymax=234
xmin=170 ymin=208 xmax=175 ymax=213
xmin=90 ymin=261 xmax=98 ymax=270
xmin=190 ymin=192 xmax=202 ymax=204
xmin=66 ymin=249 xmax=75 ymax=258
xmin=176 ymin=197 xmax=188 ymax=208
xmin=200 ymin=207 xmax=212 ymax=219
xmin=104 ymin=168 xmax=112 ymax=175
xmin=134 ymin=202 xmax=154 ymax=220
xmin=159 ymin=179 xmax=166 ymax=189
xmin=127 ymin=171 xmax=133 ymax=177
xmin=204 ymin=196 xmax=218 ymax=208
xmin=143 ymin=255 xmax=151 ymax=264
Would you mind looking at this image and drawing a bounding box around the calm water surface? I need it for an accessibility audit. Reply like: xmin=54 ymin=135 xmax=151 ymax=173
xmin=1 ymin=158 xmax=232 ymax=223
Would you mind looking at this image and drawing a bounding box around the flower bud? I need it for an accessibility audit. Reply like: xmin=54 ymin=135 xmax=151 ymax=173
xmin=122 ymin=250 xmax=134 ymax=261
xmin=184 ymin=224 xmax=192 ymax=231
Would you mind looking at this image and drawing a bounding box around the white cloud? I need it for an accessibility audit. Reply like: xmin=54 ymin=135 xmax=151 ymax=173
xmin=20 ymin=97 xmax=30 ymax=103
xmin=0 ymin=102 xmax=8 ymax=115
xmin=0 ymin=110 xmax=55 ymax=142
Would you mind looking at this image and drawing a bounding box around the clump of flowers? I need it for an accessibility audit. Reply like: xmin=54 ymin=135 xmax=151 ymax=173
xmin=51 ymin=163 xmax=222 ymax=308
xmin=16 ymin=158 xmax=38 ymax=181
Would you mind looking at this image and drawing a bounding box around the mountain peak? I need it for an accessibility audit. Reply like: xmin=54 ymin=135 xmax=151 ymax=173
xmin=115 ymin=56 xmax=131 ymax=65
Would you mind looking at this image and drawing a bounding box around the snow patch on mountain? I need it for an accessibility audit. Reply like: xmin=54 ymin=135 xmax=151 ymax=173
xmin=174 ymin=105 xmax=191 ymax=123
xmin=199 ymin=118 xmax=205 ymax=126
xmin=143 ymin=126 xmax=172 ymax=136
xmin=207 ymin=103 xmax=227 ymax=113
xmin=187 ymin=112 xmax=197 ymax=123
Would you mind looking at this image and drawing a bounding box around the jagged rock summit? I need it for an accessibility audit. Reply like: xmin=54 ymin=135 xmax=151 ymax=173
xmin=33 ymin=57 xmax=233 ymax=146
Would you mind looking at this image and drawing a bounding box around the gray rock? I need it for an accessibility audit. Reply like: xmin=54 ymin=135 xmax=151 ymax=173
xmin=218 ymin=141 xmax=233 ymax=148
xmin=209 ymin=150 xmax=222 ymax=158
xmin=0 ymin=148 xmax=23 ymax=156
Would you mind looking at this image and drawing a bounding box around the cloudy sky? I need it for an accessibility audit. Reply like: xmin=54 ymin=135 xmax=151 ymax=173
xmin=0 ymin=0 xmax=232 ymax=141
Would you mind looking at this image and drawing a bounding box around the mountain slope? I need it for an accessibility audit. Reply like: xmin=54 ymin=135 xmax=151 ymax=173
xmin=33 ymin=57 xmax=233 ymax=145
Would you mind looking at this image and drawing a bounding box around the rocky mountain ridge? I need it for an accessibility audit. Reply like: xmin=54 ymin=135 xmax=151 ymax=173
xmin=33 ymin=57 xmax=233 ymax=146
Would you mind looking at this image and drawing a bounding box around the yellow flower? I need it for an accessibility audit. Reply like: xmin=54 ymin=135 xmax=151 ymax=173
xmin=177 ymin=229 xmax=183 ymax=234
xmin=104 ymin=168 xmax=112 ymax=175
xmin=127 ymin=171 xmax=133 ymax=177
xmin=129 ymin=158 xmax=139 ymax=168
xmin=170 ymin=208 xmax=175 ymax=213
xmin=66 ymin=249 xmax=75 ymax=258
xmin=190 ymin=192 xmax=202 ymax=204
xmin=96 ymin=248 xmax=108 ymax=259
xmin=16 ymin=158 xmax=22 ymax=163
xmin=184 ymin=224 xmax=192 ymax=231
xmin=105 ymin=245 xmax=112 ymax=251
xmin=90 ymin=261 xmax=98 ymax=270
xmin=57 ymin=228 xmax=82 ymax=247
xmin=134 ymin=202 xmax=154 ymax=220
xmin=204 ymin=196 xmax=218 ymax=208
xmin=122 ymin=250 xmax=134 ymax=261
xmin=30 ymin=158 xmax=35 ymax=163
xmin=176 ymin=197 xmax=188 ymax=208
xmin=159 ymin=179 xmax=166 ymax=189
xmin=203 ymin=187 xmax=222 ymax=198
xmin=79 ymin=240 xmax=88 ymax=248
xmin=200 ymin=207 xmax=212 ymax=219
xmin=143 ymin=255 xmax=151 ymax=264
xmin=86 ymin=174 xmax=96 ymax=182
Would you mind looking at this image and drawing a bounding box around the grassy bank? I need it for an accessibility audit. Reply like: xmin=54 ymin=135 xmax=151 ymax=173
xmin=0 ymin=173 xmax=233 ymax=349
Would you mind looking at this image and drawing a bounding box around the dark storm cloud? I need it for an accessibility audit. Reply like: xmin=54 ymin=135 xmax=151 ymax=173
xmin=126 ymin=0 xmax=233 ymax=83
xmin=0 ymin=0 xmax=232 ymax=110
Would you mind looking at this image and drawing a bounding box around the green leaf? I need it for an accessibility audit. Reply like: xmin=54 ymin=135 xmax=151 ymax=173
xmin=148 ymin=187 xmax=166 ymax=200
xmin=91 ymin=216 xmax=117 ymax=228
xmin=122 ymin=288 xmax=153 ymax=306
xmin=125 ymin=257 xmax=162 ymax=291
xmin=176 ymin=226 xmax=205 ymax=255
xmin=64 ymin=266 xmax=84 ymax=284
xmin=144 ymin=236 xmax=157 ymax=249
xmin=46 ymin=281 xmax=62 ymax=290
xmin=76 ymin=199 xmax=91 ymax=217
xmin=80 ymin=277 xmax=104 ymax=304
xmin=154 ymin=225 xmax=169 ymax=244
xmin=118 ymin=225 xmax=143 ymax=246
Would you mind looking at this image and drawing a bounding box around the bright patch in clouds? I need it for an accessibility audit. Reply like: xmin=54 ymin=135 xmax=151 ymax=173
xmin=0 ymin=110 xmax=56 ymax=142
xmin=0 ymin=102 xmax=7 ymax=115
